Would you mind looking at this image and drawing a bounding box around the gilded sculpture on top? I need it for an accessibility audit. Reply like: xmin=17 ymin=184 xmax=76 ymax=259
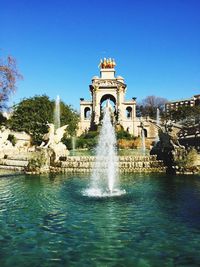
xmin=99 ymin=58 xmax=116 ymax=69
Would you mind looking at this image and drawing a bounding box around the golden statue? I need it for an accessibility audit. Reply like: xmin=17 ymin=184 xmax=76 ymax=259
xmin=99 ymin=58 xmax=116 ymax=69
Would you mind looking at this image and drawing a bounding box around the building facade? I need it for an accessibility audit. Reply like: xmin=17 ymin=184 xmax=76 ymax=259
xmin=165 ymin=94 xmax=200 ymax=114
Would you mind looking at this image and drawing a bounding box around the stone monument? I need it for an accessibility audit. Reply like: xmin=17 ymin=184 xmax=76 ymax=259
xmin=150 ymin=120 xmax=187 ymax=174
xmin=78 ymin=58 xmax=158 ymax=140
xmin=40 ymin=123 xmax=69 ymax=162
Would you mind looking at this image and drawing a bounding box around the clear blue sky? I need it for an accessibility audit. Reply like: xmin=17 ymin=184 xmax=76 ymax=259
xmin=1 ymin=0 xmax=200 ymax=110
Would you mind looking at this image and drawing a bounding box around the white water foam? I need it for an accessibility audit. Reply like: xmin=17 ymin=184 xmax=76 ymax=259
xmin=83 ymin=100 xmax=126 ymax=198
xmin=54 ymin=95 xmax=60 ymax=130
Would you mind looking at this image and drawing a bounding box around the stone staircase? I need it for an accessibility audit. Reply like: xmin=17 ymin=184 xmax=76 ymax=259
xmin=0 ymin=154 xmax=30 ymax=171
xmin=0 ymin=153 xmax=166 ymax=174
xmin=57 ymin=155 xmax=166 ymax=173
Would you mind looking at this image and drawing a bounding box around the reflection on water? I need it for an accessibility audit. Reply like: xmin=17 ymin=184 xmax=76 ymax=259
xmin=0 ymin=173 xmax=200 ymax=266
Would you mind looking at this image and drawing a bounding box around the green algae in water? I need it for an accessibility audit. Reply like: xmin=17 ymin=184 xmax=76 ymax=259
xmin=0 ymin=173 xmax=200 ymax=266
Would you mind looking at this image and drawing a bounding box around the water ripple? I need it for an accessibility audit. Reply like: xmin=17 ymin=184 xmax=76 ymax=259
xmin=0 ymin=173 xmax=200 ymax=267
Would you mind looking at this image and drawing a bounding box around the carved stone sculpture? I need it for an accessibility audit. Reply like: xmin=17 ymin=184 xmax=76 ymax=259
xmin=40 ymin=123 xmax=69 ymax=161
xmin=150 ymin=120 xmax=186 ymax=174
xmin=0 ymin=126 xmax=11 ymax=147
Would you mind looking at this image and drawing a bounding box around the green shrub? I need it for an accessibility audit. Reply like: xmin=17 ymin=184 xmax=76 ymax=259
xmin=62 ymin=137 xmax=73 ymax=150
xmin=116 ymin=130 xmax=132 ymax=140
xmin=80 ymin=131 xmax=99 ymax=139
xmin=176 ymin=148 xmax=199 ymax=172
xmin=76 ymin=137 xmax=87 ymax=149
xmin=75 ymin=131 xmax=99 ymax=149
xmin=8 ymin=95 xmax=79 ymax=145
xmin=0 ymin=113 xmax=7 ymax=125
xmin=7 ymin=134 xmax=16 ymax=146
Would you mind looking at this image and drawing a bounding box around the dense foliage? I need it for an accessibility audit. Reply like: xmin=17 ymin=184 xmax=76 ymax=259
xmin=63 ymin=131 xmax=99 ymax=150
xmin=59 ymin=101 xmax=79 ymax=136
xmin=116 ymin=129 xmax=132 ymax=140
xmin=8 ymin=95 xmax=79 ymax=145
xmin=9 ymin=95 xmax=53 ymax=144
xmin=0 ymin=112 xmax=7 ymax=125
xmin=167 ymin=106 xmax=200 ymax=124
xmin=63 ymin=129 xmax=135 ymax=150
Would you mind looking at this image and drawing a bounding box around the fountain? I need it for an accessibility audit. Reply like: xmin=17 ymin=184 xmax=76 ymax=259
xmin=155 ymin=107 xmax=160 ymax=143
xmin=36 ymin=95 xmax=69 ymax=166
xmin=71 ymin=136 xmax=76 ymax=155
xmin=156 ymin=107 xmax=160 ymax=127
xmin=84 ymin=100 xmax=125 ymax=197
xmin=54 ymin=95 xmax=60 ymax=130
xmin=141 ymin=128 xmax=146 ymax=155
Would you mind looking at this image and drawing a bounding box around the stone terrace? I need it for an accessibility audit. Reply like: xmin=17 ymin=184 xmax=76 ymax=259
xmin=55 ymin=155 xmax=166 ymax=173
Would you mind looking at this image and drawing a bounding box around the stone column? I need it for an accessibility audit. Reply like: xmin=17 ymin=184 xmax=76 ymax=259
xmin=133 ymin=104 xmax=136 ymax=118
xmin=117 ymin=86 xmax=125 ymax=123
xmin=92 ymin=86 xmax=100 ymax=125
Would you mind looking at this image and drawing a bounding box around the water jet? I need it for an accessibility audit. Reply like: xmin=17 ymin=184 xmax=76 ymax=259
xmin=54 ymin=95 xmax=60 ymax=131
xmin=84 ymin=100 xmax=125 ymax=197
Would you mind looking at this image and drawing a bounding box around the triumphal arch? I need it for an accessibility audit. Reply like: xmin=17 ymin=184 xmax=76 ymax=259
xmin=79 ymin=58 xmax=154 ymax=137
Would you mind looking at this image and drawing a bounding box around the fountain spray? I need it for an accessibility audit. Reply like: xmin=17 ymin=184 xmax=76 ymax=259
xmin=84 ymin=100 xmax=125 ymax=197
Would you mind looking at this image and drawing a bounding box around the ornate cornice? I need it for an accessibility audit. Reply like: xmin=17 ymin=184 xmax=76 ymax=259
xmin=91 ymin=79 xmax=126 ymax=89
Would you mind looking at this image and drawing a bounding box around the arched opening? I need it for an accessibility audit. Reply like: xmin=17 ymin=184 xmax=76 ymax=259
xmin=100 ymin=94 xmax=116 ymax=111
xmin=126 ymin=106 xmax=132 ymax=119
xmin=84 ymin=107 xmax=91 ymax=119
xmin=100 ymin=94 xmax=117 ymax=121
xmin=143 ymin=128 xmax=148 ymax=137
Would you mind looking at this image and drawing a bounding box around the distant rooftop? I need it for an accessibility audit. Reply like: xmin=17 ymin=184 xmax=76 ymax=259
xmin=166 ymin=94 xmax=200 ymax=104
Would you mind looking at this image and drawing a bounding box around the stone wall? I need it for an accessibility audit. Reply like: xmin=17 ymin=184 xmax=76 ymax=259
xmin=54 ymin=155 xmax=165 ymax=173
xmin=0 ymin=152 xmax=165 ymax=174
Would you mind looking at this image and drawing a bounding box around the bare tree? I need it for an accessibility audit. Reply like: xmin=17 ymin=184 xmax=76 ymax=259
xmin=142 ymin=95 xmax=167 ymax=108
xmin=137 ymin=95 xmax=168 ymax=118
xmin=0 ymin=55 xmax=23 ymax=110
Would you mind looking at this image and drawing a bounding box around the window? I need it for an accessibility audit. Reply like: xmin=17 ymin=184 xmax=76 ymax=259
xmin=143 ymin=128 xmax=147 ymax=137
xmin=84 ymin=107 xmax=91 ymax=119
xmin=126 ymin=107 xmax=132 ymax=119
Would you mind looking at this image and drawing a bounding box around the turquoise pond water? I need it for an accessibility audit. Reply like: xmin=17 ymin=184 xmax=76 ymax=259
xmin=1 ymin=173 xmax=200 ymax=267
